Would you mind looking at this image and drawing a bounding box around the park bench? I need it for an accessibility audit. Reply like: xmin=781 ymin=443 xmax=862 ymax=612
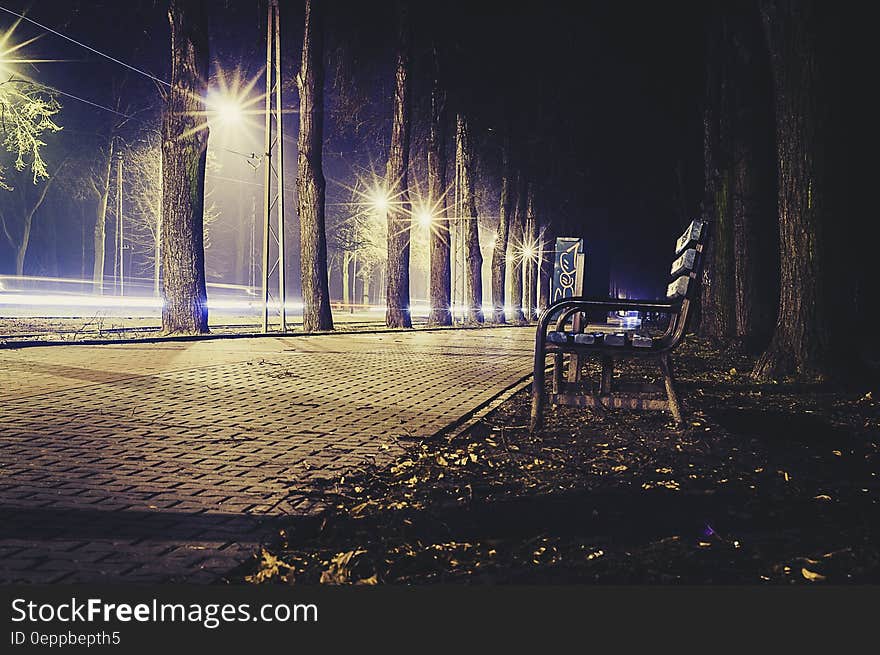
xmin=530 ymin=219 xmax=708 ymax=431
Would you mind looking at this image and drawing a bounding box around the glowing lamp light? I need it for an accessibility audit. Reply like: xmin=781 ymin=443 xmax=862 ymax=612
xmin=521 ymin=244 xmax=537 ymax=260
xmin=417 ymin=210 xmax=434 ymax=228
xmin=207 ymin=91 xmax=245 ymax=127
xmin=370 ymin=188 xmax=390 ymax=213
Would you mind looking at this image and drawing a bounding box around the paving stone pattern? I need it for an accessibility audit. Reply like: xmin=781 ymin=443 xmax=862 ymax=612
xmin=0 ymin=328 xmax=533 ymax=583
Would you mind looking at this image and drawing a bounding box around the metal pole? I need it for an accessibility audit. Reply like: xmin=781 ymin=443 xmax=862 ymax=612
xmin=261 ymin=0 xmax=273 ymax=333
xmin=273 ymin=0 xmax=286 ymax=332
xmin=118 ymin=155 xmax=124 ymax=297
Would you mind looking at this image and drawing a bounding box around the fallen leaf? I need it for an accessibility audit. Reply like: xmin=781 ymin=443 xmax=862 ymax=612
xmin=320 ymin=549 xmax=366 ymax=585
xmin=246 ymin=548 xmax=292 ymax=584
xmin=349 ymin=501 xmax=372 ymax=516
xmin=801 ymin=568 xmax=826 ymax=582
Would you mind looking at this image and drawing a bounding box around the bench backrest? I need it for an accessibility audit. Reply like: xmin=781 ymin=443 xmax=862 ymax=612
xmin=666 ymin=220 xmax=705 ymax=301
xmin=662 ymin=219 xmax=707 ymax=347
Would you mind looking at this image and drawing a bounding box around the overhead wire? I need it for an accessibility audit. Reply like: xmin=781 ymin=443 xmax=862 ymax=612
xmin=0 ymin=5 xmax=170 ymax=87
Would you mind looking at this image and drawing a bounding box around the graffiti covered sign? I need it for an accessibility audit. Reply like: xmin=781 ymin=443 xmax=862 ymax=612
xmin=552 ymin=238 xmax=584 ymax=302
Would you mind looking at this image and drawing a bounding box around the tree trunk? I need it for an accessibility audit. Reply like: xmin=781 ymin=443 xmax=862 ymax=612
xmin=92 ymin=138 xmax=114 ymax=294
xmin=80 ymin=203 xmax=87 ymax=279
xmin=1 ymin=171 xmax=59 ymax=276
xmin=699 ymin=7 xmax=736 ymax=340
xmin=297 ymin=0 xmax=334 ymax=333
xmin=491 ymin=139 xmax=512 ymax=323
xmin=455 ymin=114 xmax=483 ymax=323
xmin=524 ymin=182 xmax=538 ymax=320
xmin=385 ymin=1 xmax=412 ymax=329
xmin=153 ymin=216 xmax=161 ymax=297
xmin=752 ymin=0 xmax=835 ymax=381
xmin=342 ymin=250 xmax=351 ymax=311
xmin=538 ymin=219 xmax=552 ymax=311
xmin=160 ymin=0 xmax=210 ymax=335
xmin=427 ymin=46 xmax=451 ymax=326
xmin=729 ymin=2 xmax=778 ymax=350
xmin=508 ymin=173 xmax=526 ymax=323
xmin=234 ymin=188 xmax=247 ymax=285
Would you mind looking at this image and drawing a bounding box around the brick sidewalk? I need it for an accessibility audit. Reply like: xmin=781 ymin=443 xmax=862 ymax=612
xmin=0 ymin=327 xmax=534 ymax=583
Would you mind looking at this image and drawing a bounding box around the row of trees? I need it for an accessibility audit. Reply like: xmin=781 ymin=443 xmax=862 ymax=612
xmin=698 ymin=0 xmax=864 ymax=382
xmin=159 ymin=0 xmax=547 ymax=336
xmin=5 ymin=0 xmax=865 ymax=385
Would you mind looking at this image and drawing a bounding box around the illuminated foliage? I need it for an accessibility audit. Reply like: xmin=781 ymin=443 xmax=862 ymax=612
xmin=0 ymin=78 xmax=61 ymax=190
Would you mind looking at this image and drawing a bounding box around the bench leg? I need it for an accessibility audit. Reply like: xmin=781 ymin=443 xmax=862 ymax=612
xmin=552 ymin=352 xmax=564 ymax=394
xmin=659 ymin=354 xmax=684 ymax=427
xmin=567 ymin=353 xmax=583 ymax=384
xmin=600 ymin=355 xmax=614 ymax=394
xmin=566 ymin=313 xmax=584 ymax=385
xmin=530 ymin=355 xmax=546 ymax=433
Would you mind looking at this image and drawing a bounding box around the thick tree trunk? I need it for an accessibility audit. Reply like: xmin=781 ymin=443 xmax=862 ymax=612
xmin=699 ymin=8 xmax=736 ymax=340
xmin=508 ymin=173 xmax=526 ymax=323
xmin=92 ymin=139 xmax=114 ymax=294
xmin=491 ymin=139 xmax=512 ymax=323
xmin=385 ymin=1 xmax=412 ymax=329
xmin=427 ymin=46 xmax=451 ymax=326
xmin=752 ymin=0 xmax=835 ymax=381
xmin=160 ymin=0 xmax=210 ymax=335
xmin=456 ymin=114 xmax=483 ymax=323
xmin=153 ymin=218 xmax=161 ymax=297
xmin=729 ymin=3 xmax=778 ymax=350
xmin=297 ymin=0 xmax=334 ymax=333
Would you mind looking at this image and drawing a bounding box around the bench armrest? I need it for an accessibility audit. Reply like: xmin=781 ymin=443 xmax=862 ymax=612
xmin=544 ymin=296 xmax=678 ymax=314
xmin=534 ymin=297 xmax=683 ymax=356
xmin=540 ymin=297 xmax=679 ymax=332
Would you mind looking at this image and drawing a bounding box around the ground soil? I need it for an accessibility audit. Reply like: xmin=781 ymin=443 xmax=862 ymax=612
xmin=233 ymin=337 xmax=879 ymax=584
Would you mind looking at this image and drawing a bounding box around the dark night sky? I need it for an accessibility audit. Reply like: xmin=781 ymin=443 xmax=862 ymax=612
xmin=1 ymin=0 xmax=707 ymax=299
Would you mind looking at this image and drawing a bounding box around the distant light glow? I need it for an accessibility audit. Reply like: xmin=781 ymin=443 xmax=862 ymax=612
xmin=0 ymin=292 xmax=307 ymax=314
xmin=417 ymin=210 xmax=434 ymax=228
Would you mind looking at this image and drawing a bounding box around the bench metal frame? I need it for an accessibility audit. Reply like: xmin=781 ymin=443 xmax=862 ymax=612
xmin=530 ymin=224 xmax=707 ymax=432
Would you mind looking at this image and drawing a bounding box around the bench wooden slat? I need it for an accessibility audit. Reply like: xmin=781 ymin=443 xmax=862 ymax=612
xmin=547 ymin=331 xmax=570 ymax=344
xmin=675 ymin=220 xmax=704 ymax=255
xmin=670 ymin=248 xmax=697 ymax=278
xmin=666 ymin=275 xmax=689 ymax=299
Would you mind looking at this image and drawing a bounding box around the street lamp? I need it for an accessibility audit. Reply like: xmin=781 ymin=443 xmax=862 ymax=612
xmin=206 ymin=90 xmax=246 ymax=129
xmin=370 ymin=187 xmax=390 ymax=214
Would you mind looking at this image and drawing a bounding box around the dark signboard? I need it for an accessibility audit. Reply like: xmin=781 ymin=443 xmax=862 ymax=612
xmin=552 ymin=237 xmax=584 ymax=302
